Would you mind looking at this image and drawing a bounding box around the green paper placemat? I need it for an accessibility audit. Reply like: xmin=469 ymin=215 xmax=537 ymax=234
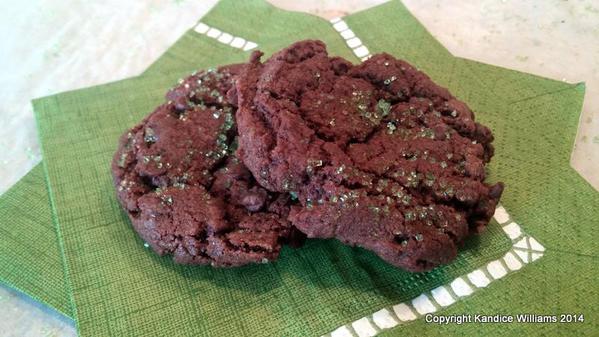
xmin=1 ymin=0 xmax=596 ymax=335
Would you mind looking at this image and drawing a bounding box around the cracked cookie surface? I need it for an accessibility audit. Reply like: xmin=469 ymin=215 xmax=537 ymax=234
xmin=234 ymin=40 xmax=503 ymax=272
xmin=111 ymin=65 xmax=302 ymax=267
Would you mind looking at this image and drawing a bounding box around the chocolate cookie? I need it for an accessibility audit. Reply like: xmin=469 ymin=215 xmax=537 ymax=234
xmin=111 ymin=66 xmax=302 ymax=267
xmin=234 ymin=40 xmax=503 ymax=271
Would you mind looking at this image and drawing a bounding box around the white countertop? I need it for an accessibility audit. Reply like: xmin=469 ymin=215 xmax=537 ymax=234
xmin=0 ymin=1 xmax=597 ymax=336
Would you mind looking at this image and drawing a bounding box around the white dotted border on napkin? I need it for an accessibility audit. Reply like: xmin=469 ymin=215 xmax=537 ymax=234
xmin=330 ymin=18 xmax=371 ymax=61
xmin=193 ymin=22 xmax=258 ymax=51
xmin=322 ymin=204 xmax=545 ymax=337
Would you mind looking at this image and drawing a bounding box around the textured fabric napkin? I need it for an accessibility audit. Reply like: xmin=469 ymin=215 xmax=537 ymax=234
xmin=1 ymin=0 xmax=597 ymax=336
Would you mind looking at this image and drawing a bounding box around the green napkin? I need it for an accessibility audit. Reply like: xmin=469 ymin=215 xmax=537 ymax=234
xmin=0 ymin=164 xmax=71 ymax=315
xmin=1 ymin=0 xmax=596 ymax=336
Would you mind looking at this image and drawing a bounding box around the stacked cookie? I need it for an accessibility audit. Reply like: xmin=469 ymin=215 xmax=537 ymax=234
xmin=112 ymin=40 xmax=503 ymax=272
